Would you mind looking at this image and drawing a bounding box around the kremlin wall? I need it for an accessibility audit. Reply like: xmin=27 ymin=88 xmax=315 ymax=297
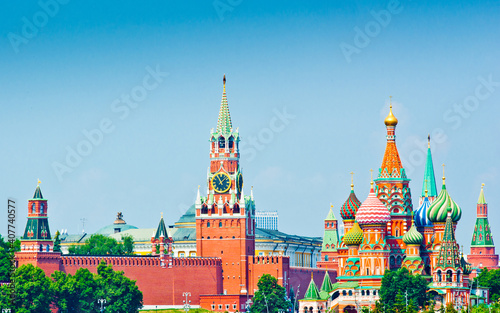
xmin=15 ymin=77 xmax=498 ymax=312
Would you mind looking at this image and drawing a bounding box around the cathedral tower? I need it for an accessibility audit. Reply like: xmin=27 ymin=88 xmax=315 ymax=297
xmin=374 ymin=101 xmax=413 ymax=267
xmin=195 ymin=76 xmax=256 ymax=295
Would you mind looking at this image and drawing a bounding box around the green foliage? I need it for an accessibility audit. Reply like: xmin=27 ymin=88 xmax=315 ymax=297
xmin=51 ymin=268 xmax=99 ymax=312
xmin=251 ymin=274 xmax=291 ymax=313
xmin=0 ymin=235 xmax=20 ymax=282
xmin=53 ymin=230 xmax=61 ymax=252
xmin=68 ymin=234 xmax=135 ymax=255
xmin=10 ymin=264 xmax=53 ymax=313
xmin=379 ymin=267 xmax=429 ymax=309
xmin=445 ymin=302 xmax=458 ymax=313
xmin=96 ymin=260 xmax=143 ymax=312
xmin=475 ymin=268 xmax=500 ymax=302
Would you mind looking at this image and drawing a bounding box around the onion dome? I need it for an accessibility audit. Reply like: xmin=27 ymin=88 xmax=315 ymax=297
xmin=414 ymin=196 xmax=432 ymax=227
xmin=427 ymin=178 xmax=461 ymax=223
xmin=341 ymin=187 xmax=362 ymax=220
xmin=355 ymin=184 xmax=391 ymax=226
xmin=403 ymin=219 xmax=423 ymax=245
xmin=384 ymin=104 xmax=398 ymax=126
xmin=343 ymin=222 xmax=363 ymax=246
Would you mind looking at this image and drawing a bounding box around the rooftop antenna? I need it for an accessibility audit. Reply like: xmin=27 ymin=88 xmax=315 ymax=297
xmin=80 ymin=218 xmax=87 ymax=234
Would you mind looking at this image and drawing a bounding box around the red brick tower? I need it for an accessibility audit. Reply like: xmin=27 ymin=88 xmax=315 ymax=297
xmin=467 ymin=184 xmax=499 ymax=271
xmin=196 ymin=76 xmax=256 ymax=295
xmin=16 ymin=181 xmax=61 ymax=275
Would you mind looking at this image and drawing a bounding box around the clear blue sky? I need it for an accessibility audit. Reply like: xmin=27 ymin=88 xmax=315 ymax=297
xmin=1 ymin=0 xmax=499 ymax=251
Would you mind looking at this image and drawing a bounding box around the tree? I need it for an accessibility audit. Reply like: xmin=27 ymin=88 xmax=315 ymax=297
xmin=10 ymin=264 xmax=53 ymax=313
xmin=51 ymin=268 xmax=99 ymax=312
xmin=379 ymin=267 xmax=429 ymax=309
xmin=251 ymin=274 xmax=291 ymax=313
xmin=68 ymin=234 xmax=134 ymax=255
xmin=53 ymin=230 xmax=61 ymax=253
xmin=0 ymin=235 xmax=20 ymax=282
xmin=96 ymin=260 xmax=143 ymax=312
xmin=475 ymin=268 xmax=500 ymax=302
xmin=445 ymin=302 xmax=458 ymax=313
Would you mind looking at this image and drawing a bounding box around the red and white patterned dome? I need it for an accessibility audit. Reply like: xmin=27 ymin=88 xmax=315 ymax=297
xmin=355 ymin=186 xmax=391 ymax=226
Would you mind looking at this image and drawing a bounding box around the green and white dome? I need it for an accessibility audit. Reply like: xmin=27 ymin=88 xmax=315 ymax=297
xmin=403 ymin=219 xmax=423 ymax=245
xmin=427 ymin=180 xmax=461 ymax=223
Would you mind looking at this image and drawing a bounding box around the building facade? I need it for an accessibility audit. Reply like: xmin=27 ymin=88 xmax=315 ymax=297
xmin=255 ymin=211 xmax=279 ymax=230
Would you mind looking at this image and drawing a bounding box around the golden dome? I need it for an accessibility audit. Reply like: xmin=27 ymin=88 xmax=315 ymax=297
xmin=384 ymin=104 xmax=398 ymax=126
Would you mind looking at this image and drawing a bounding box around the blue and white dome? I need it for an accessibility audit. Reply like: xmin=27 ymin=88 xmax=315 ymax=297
xmin=414 ymin=197 xmax=432 ymax=227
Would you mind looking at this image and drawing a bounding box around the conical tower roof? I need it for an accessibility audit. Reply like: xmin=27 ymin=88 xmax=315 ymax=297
xmin=436 ymin=207 xmax=461 ymax=269
xmin=216 ymin=75 xmax=232 ymax=134
xmin=32 ymin=180 xmax=44 ymax=200
xmin=471 ymin=184 xmax=494 ymax=247
xmin=380 ymin=102 xmax=404 ymax=179
xmin=320 ymin=271 xmax=334 ymax=293
xmin=421 ymin=136 xmax=437 ymax=198
xmin=325 ymin=207 xmax=336 ymax=221
xmin=154 ymin=213 xmax=168 ymax=239
xmin=303 ymin=275 xmax=321 ymax=300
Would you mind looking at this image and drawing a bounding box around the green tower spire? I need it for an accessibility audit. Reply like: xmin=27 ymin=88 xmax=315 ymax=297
xmin=421 ymin=135 xmax=437 ymax=197
xmin=322 ymin=205 xmax=339 ymax=252
xmin=436 ymin=207 xmax=461 ymax=269
xmin=216 ymin=75 xmax=232 ymax=134
xmin=471 ymin=184 xmax=494 ymax=247
xmin=303 ymin=274 xmax=321 ymax=300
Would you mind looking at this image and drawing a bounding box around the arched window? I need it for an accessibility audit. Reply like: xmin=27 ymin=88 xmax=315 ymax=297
xmin=456 ymin=270 xmax=461 ymax=282
xmin=46 ymin=245 xmax=49 ymax=252
xmin=367 ymin=290 xmax=370 ymax=296
xmin=207 ymin=236 xmax=210 ymax=239
xmin=446 ymin=270 xmax=453 ymax=282
xmin=395 ymin=228 xmax=400 ymax=237
xmin=342 ymin=290 xmax=346 ymax=296
xmin=40 ymin=203 xmax=44 ymax=214
xmin=348 ymin=290 xmax=353 ymax=296
xmin=207 ymin=222 xmax=210 ymax=228
xmin=219 ymin=221 xmax=223 ymax=228
xmin=362 ymin=290 xmax=365 ymax=296
xmin=325 ymin=255 xmax=329 ymax=261
xmin=228 ymin=137 xmax=234 ymax=149
xmin=437 ymin=270 xmax=442 ymax=282
xmin=31 ymin=203 xmax=35 ymax=213
xmin=218 ymin=136 xmax=225 ymax=148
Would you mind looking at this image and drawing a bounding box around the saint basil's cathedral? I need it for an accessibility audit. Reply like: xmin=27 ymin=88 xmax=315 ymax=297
xmin=300 ymin=105 xmax=499 ymax=312
xmin=14 ymin=77 xmax=498 ymax=312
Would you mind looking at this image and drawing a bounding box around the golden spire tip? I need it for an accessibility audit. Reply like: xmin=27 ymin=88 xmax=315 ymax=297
xmin=442 ymin=164 xmax=446 ymax=183
xmin=370 ymin=169 xmax=374 ymax=187
xmin=37 ymin=179 xmax=41 ymax=186
xmin=161 ymin=212 xmax=163 ymax=218
xmin=481 ymin=183 xmax=485 ymax=189
xmin=428 ymin=134 xmax=431 ymax=148
xmin=350 ymin=171 xmax=354 ymax=189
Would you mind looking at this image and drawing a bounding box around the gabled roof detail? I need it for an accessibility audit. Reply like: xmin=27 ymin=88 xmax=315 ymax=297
xmin=216 ymin=75 xmax=232 ymax=134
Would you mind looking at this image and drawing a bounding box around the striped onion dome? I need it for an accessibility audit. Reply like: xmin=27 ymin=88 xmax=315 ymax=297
xmin=340 ymin=188 xmax=362 ymax=220
xmin=343 ymin=221 xmax=363 ymax=245
xmin=403 ymin=219 xmax=423 ymax=245
xmin=414 ymin=196 xmax=432 ymax=227
xmin=427 ymin=182 xmax=461 ymax=223
xmin=355 ymin=185 xmax=391 ymax=226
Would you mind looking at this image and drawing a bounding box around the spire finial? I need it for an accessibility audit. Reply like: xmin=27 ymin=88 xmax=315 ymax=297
xmin=37 ymin=179 xmax=41 ymax=186
xmin=389 ymin=95 xmax=392 ymax=107
xmin=384 ymin=97 xmax=398 ymax=126
xmin=428 ymin=134 xmax=431 ymax=148
xmin=223 ymin=74 xmax=226 ymax=93
xmin=311 ymin=272 xmax=313 ymax=280
xmin=330 ymin=203 xmax=333 ymax=209
xmin=161 ymin=212 xmax=163 ymax=219
xmin=350 ymin=171 xmax=354 ymax=190
xmin=442 ymin=164 xmax=446 ymax=184
xmin=370 ymin=169 xmax=374 ymax=187
xmin=424 ymin=179 xmax=428 ymax=197
xmin=482 ymin=183 xmax=485 ymax=189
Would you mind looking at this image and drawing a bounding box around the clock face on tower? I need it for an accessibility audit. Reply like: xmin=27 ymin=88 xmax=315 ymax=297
xmin=211 ymin=172 xmax=231 ymax=193
xmin=236 ymin=173 xmax=243 ymax=193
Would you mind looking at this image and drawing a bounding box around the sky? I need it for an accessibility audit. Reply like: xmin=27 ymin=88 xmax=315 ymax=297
xmin=1 ymin=0 xmax=499 ymax=251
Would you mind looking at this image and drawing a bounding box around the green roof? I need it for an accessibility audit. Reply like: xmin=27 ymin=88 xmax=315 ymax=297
xmin=421 ymin=142 xmax=437 ymax=197
xmin=154 ymin=217 xmax=168 ymax=239
xmin=320 ymin=271 xmax=334 ymax=293
xmin=22 ymin=217 xmax=52 ymax=241
xmin=471 ymin=217 xmax=494 ymax=247
xmin=176 ymin=205 xmax=196 ymax=225
xmin=95 ymin=223 xmax=138 ymax=236
xmin=216 ymin=76 xmax=232 ymax=134
xmin=325 ymin=207 xmax=336 ymax=220
xmin=478 ymin=185 xmax=486 ymax=204
xmin=33 ymin=185 xmax=44 ymax=200
xmin=303 ymin=278 xmax=321 ymax=300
